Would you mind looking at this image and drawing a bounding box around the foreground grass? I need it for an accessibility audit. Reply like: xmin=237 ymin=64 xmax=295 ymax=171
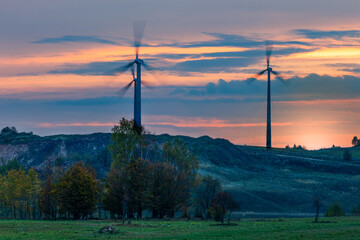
xmin=0 ymin=217 xmax=359 ymax=240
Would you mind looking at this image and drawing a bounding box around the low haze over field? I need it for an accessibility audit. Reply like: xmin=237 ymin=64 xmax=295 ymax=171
xmin=2 ymin=0 xmax=360 ymax=149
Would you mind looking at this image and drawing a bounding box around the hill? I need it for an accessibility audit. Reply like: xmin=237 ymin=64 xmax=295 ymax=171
xmin=0 ymin=129 xmax=360 ymax=216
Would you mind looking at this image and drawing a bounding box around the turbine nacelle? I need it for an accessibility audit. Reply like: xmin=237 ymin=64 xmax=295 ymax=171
xmin=135 ymin=59 xmax=144 ymax=64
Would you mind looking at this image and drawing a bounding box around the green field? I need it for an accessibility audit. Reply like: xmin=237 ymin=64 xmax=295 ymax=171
xmin=0 ymin=218 xmax=359 ymax=240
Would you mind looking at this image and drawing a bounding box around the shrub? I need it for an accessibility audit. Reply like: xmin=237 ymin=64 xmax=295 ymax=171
xmin=209 ymin=191 xmax=239 ymax=224
xmin=351 ymin=203 xmax=360 ymax=216
xmin=324 ymin=202 xmax=345 ymax=217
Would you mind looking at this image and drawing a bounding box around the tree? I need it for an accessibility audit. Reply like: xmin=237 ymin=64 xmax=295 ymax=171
xmin=162 ymin=139 xmax=199 ymax=214
xmin=313 ymin=194 xmax=321 ymax=223
xmin=343 ymin=150 xmax=352 ymax=161
xmin=193 ymin=175 xmax=221 ymax=219
xmin=107 ymin=121 xmax=198 ymax=220
xmin=108 ymin=118 xmax=154 ymax=170
xmin=209 ymin=191 xmax=239 ymax=224
xmin=0 ymin=126 xmax=17 ymax=136
xmin=108 ymin=118 xmax=144 ymax=169
xmin=146 ymin=162 xmax=191 ymax=218
xmin=162 ymin=139 xmax=199 ymax=180
xmin=125 ymin=158 xmax=149 ymax=219
xmin=38 ymin=158 xmax=57 ymax=219
xmin=0 ymin=158 xmax=21 ymax=175
xmin=103 ymin=168 xmax=128 ymax=221
xmin=146 ymin=162 xmax=164 ymax=218
xmin=226 ymin=194 xmax=240 ymax=224
xmin=324 ymin=202 xmax=345 ymax=217
xmin=352 ymin=136 xmax=359 ymax=147
xmin=55 ymin=162 xmax=98 ymax=220
xmin=0 ymin=168 xmax=39 ymax=219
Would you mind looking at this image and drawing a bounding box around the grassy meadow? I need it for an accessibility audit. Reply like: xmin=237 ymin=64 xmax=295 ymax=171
xmin=0 ymin=217 xmax=359 ymax=240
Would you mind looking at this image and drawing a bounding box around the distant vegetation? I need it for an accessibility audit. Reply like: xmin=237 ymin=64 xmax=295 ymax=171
xmin=352 ymin=203 xmax=360 ymax=216
xmin=0 ymin=121 xmax=237 ymax=222
xmin=325 ymin=202 xmax=345 ymax=217
xmin=352 ymin=136 xmax=360 ymax=147
xmin=0 ymin=127 xmax=38 ymax=144
xmin=285 ymin=144 xmax=306 ymax=150
xmin=0 ymin=125 xmax=359 ymax=222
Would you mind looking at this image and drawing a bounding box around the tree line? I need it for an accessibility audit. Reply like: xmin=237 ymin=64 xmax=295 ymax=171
xmin=0 ymin=119 xmax=239 ymax=222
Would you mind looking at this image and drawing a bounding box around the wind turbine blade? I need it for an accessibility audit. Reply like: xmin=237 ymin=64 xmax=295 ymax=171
xmin=271 ymin=70 xmax=287 ymax=86
xmin=133 ymin=20 xmax=146 ymax=57
xmin=116 ymin=80 xmax=134 ymax=98
xmin=109 ymin=61 xmax=135 ymax=75
xmin=265 ymin=41 xmax=273 ymax=65
xmin=247 ymin=69 xmax=267 ymax=84
xmin=140 ymin=60 xmax=163 ymax=85
xmin=141 ymin=80 xmax=154 ymax=89
xmin=255 ymin=69 xmax=267 ymax=78
xmin=141 ymin=61 xmax=158 ymax=72
xmin=245 ymin=78 xmax=257 ymax=85
xmin=131 ymin=64 xmax=135 ymax=79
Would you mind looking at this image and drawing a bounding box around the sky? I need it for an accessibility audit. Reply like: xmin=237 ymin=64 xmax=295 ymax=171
xmin=2 ymin=0 xmax=360 ymax=149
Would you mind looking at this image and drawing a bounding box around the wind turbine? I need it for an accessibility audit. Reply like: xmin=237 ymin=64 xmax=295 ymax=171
xmin=249 ymin=41 xmax=286 ymax=149
xmin=111 ymin=21 xmax=153 ymax=132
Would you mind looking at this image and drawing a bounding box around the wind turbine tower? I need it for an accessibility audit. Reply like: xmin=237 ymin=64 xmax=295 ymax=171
xmin=250 ymin=42 xmax=286 ymax=148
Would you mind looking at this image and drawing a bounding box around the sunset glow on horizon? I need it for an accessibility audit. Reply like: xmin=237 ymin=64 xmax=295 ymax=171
xmin=2 ymin=0 xmax=360 ymax=149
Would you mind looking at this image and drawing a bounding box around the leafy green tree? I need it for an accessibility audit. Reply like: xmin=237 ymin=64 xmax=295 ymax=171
xmin=0 ymin=158 xmax=21 ymax=175
xmin=125 ymin=158 xmax=149 ymax=219
xmin=324 ymin=202 xmax=345 ymax=217
xmin=161 ymin=139 xmax=199 ymax=218
xmin=38 ymin=158 xmax=58 ymax=220
xmin=193 ymin=175 xmax=222 ymax=219
xmin=107 ymin=120 xmax=198 ymax=219
xmin=0 ymin=168 xmax=39 ymax=219
xmin=104 ymin=158 xmax=149 ymax=220
xmin=55 ymin=162 xmax=98 ymax=220
xmin=146 ymin=162 xmax=190 ymax=218
xmin=103 ymin=168 xmax=128 ymax=221
xmin=162 ymin=139 xmax=199 ymax=179
xmin=108 ymin=118 xmax=146 ymax=169
xmin=146 ymin=162 xmax=164 ymax=218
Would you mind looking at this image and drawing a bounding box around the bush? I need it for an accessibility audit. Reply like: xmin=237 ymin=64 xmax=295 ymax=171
xmin=209 ymin=191 xmax=239 ymax=224
xmin=351 ymin=203 xmax=360 ymax=216
xmin=324 ymin=202 xmax=345 ymax=217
